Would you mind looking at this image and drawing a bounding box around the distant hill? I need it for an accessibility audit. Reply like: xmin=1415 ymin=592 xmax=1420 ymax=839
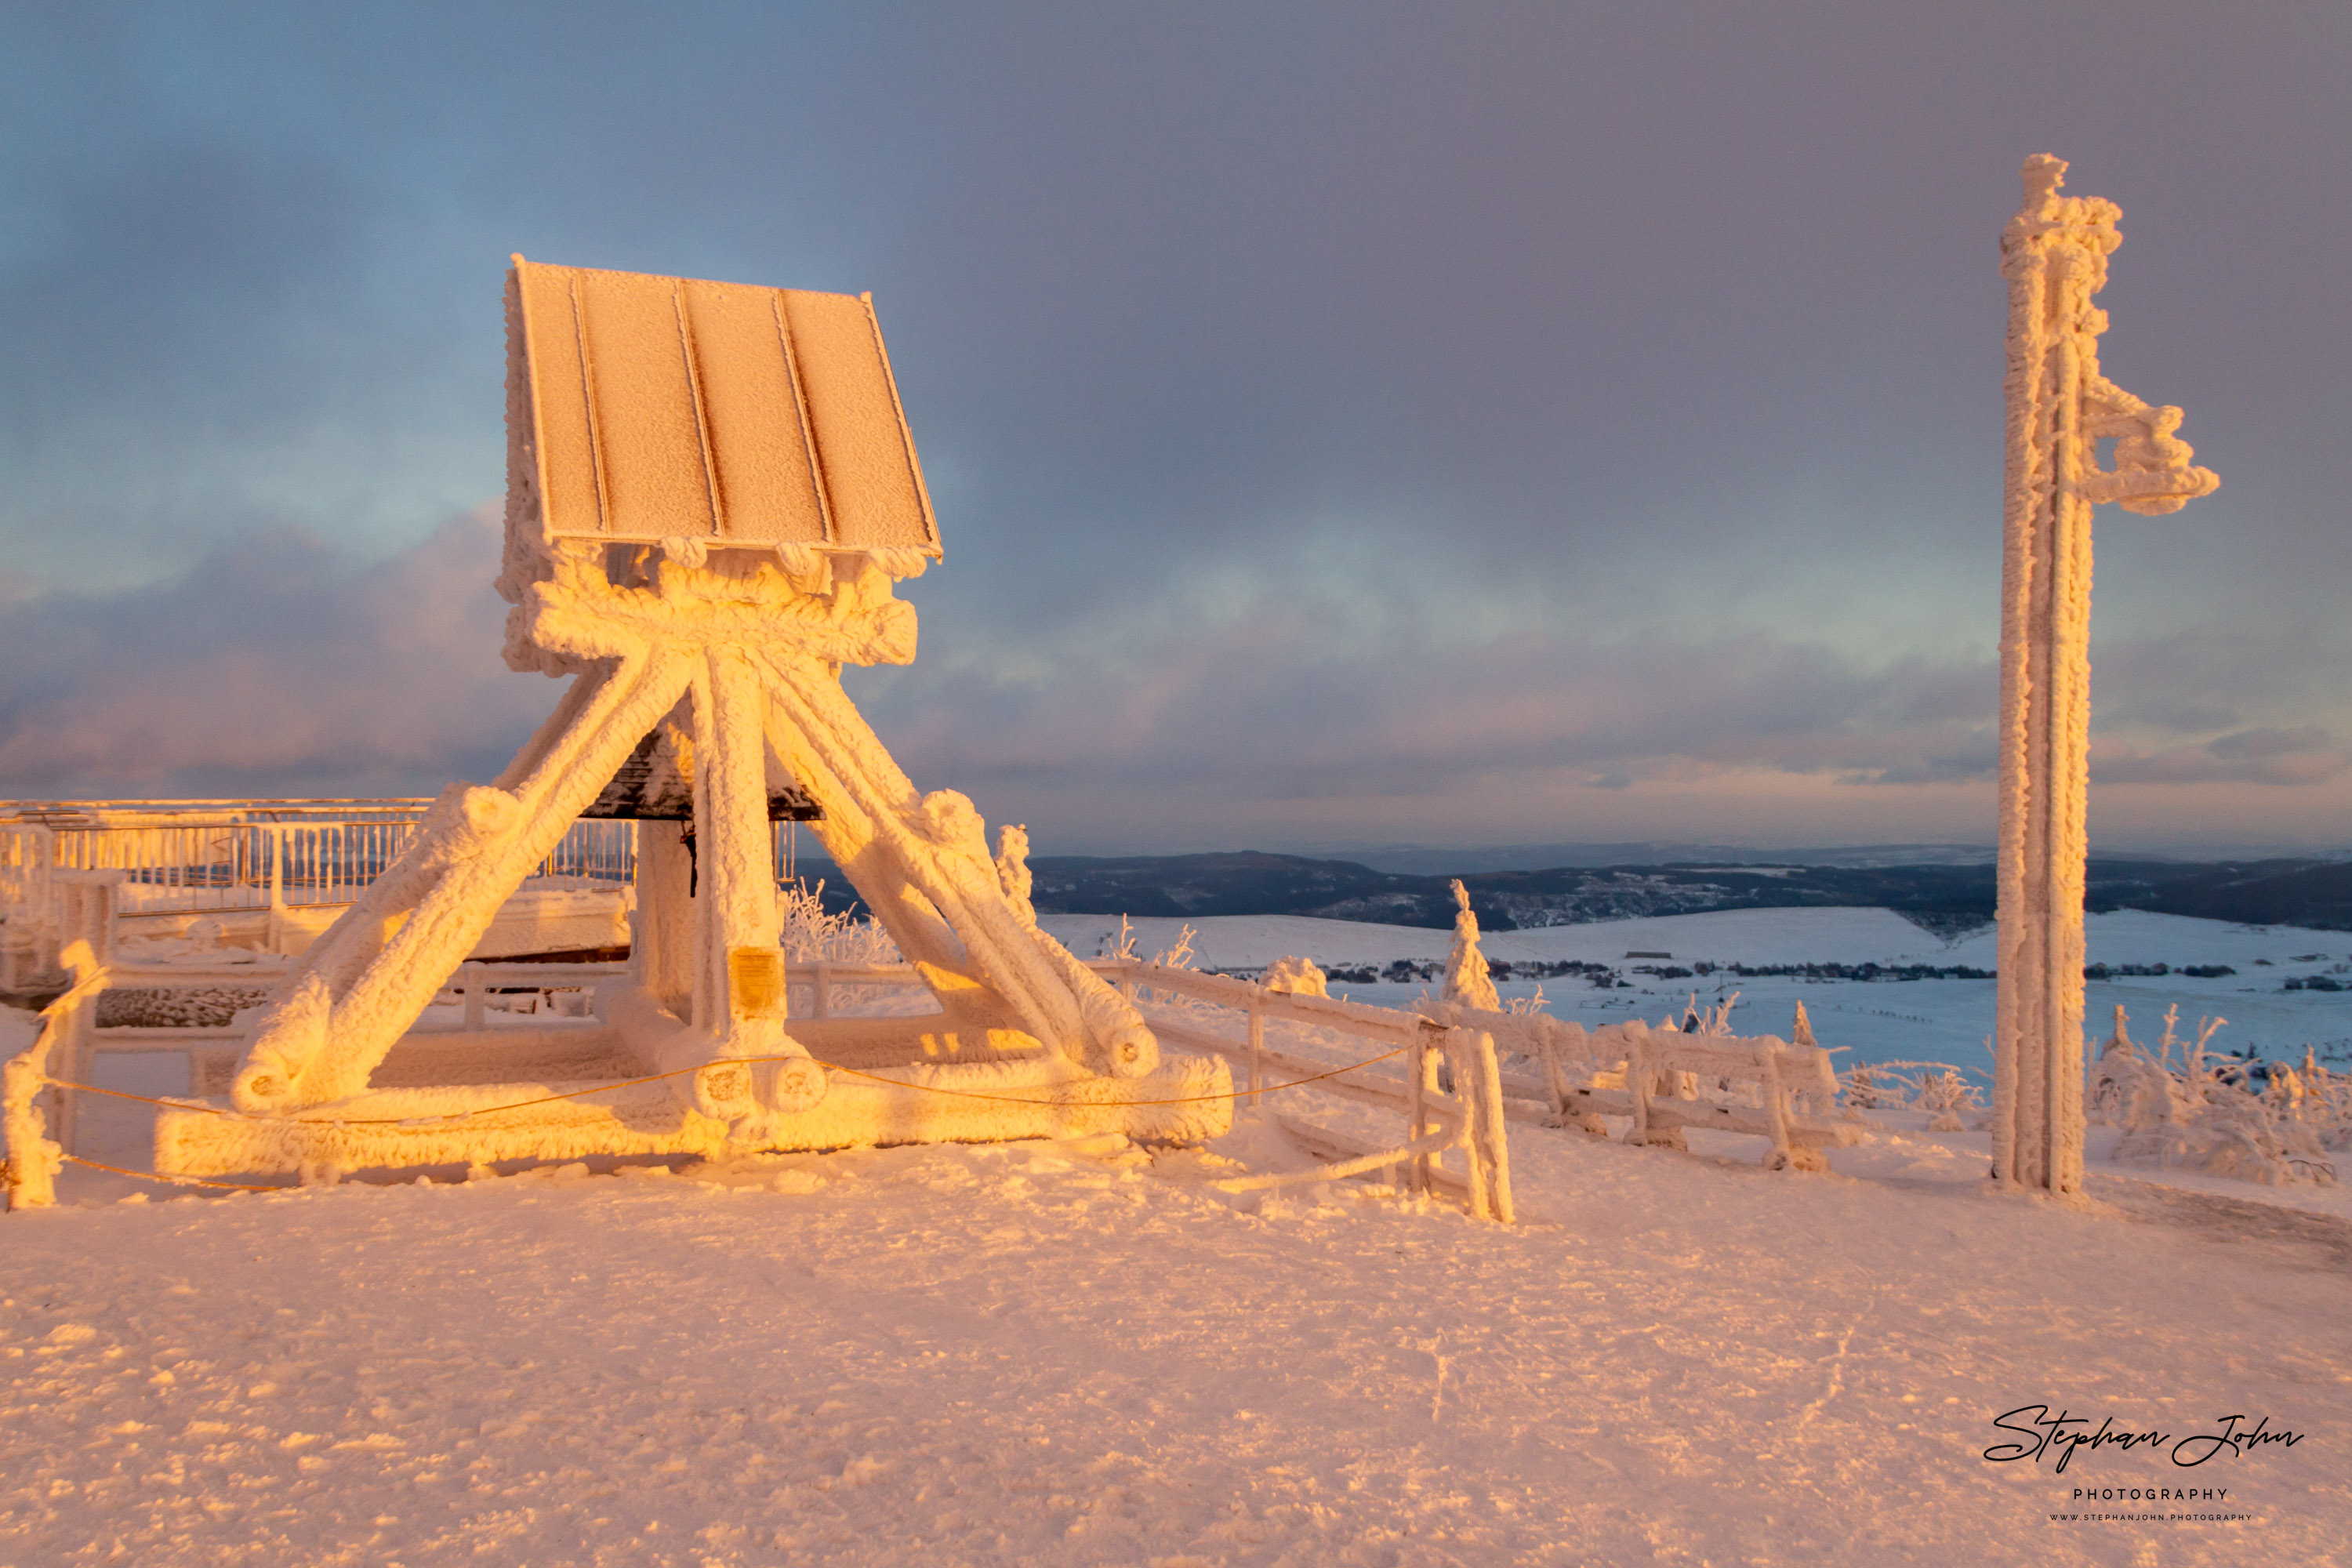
xmin=1340 ymin=842 xmax=1998 ymax=874
xmin=1022 ymin=853 xmax=2003 ymax=935
xmin=796 ymin=850 xmax=2352 ymax=935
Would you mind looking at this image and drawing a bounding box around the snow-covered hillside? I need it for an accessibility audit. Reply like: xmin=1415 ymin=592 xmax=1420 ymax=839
xmin=1043 ymin=908 xmax=2352 ymax=1075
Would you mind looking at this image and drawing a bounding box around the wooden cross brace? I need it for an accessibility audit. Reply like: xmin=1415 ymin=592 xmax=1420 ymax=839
xmin=230 ymin=545 xmax=1156 ymax=1130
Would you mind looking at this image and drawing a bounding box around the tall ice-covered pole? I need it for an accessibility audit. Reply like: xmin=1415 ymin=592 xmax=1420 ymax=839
xmin=1993 ymin=156 xmax=2218 ymax=1193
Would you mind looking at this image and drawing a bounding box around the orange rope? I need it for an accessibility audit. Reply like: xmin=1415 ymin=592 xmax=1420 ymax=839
xmin=58 ymin=1152 xmax=281 ymax=1192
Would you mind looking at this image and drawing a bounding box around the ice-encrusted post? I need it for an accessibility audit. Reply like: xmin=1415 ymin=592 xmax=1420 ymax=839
xmin=1993 ymin=155 xmax=2219 ymax=1195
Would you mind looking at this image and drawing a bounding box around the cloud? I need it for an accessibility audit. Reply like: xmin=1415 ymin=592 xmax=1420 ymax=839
xmin=853 ymin=553 xmax=2352 ymax=847
xmin=2092 ymin=728 xmax=2352 ymax=787
xmin=0 ymin=516 xmax=2344 ymax=851
xmin=0 ymin=510 xmax=548 ymax=798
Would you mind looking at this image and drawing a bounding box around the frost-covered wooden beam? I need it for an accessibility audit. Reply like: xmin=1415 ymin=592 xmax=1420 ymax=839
xmin=208 ymin=256 xmax=1178 ymax=1171
xmin=1993 ymin=156 xmax=2219 ymax=1196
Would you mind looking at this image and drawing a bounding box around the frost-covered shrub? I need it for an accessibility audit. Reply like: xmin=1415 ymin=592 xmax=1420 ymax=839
xmin=777 ymin=880 xmax=905 ymax=1014
xmin=1498 ymin=985 xmax=1550 ymax=1019
xmin=1262 ymin=956 xmax=1327 ymax=996
xmin=776 ymin=880 xmax=899 ymax=965
xmin=2094 ymin=1004 xmax=2339 ymax=1185
xmin=1153 ymin=924 xmax=1200 ymax=971
xmin=1835 ymin=1059 xmax=1989 ymax=1130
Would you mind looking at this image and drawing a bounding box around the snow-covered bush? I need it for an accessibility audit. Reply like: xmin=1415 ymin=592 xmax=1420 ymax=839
xmin=1098 ymin=915 xmax=1138 ymax=963
xmin=1154 ymin=924 xmax=1200 ymax=971
xmin=2093 ymin=1004 xmax=2339 ymax=1185
xmin=1498 ymin=985 xmax=1550 ymax=1018
xmin=776 ymin=880 xmax=899 ymax=965
xmin=1262 ymin=956 xmax=1327 ymax=996
xmin=1835 ymin=1060 xmax=1988 ymax=1131
xmin=776 ymin=880 xmax=906 ymax=1015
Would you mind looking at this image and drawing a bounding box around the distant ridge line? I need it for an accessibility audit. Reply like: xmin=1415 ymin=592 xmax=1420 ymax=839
xmin=789 ymin=848 xmax=2352 ymax=934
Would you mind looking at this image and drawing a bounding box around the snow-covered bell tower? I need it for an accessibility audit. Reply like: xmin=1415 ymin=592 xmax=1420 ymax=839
xmin=223 ymin=260 xmax=1165 ymax=1140
xmin=1993 ymin=156 xmax=2219 ymax=1195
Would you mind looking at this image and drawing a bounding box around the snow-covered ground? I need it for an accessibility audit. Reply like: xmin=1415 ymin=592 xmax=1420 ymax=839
xmin=8 ymin=906 xmax=2350 ymax=1564
xmin=8 ymin=1115 xmax=2347 ymax=1563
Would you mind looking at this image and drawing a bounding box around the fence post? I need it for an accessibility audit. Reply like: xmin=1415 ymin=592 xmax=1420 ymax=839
xmin=1410 ymin=1028 xmax=1437 ymax=1195
xmin=1759 ymin=1044 xmax=1794 ymax=1167
xmin=813 ymin=964 xmax=832 ymax=1020
xmin=3 ymin=986 xmax=72 ymax=1209
xmin=1626 ymin=1029 xmax=1652 ymax=1146
xmin=32 ymin=930 xmax=106 ymax=1162
xmin=1247 ymin=991 xmax=1265 ymax=1097
xmin=461 ymin=960 xmax=487 ymax=1031
xmin=1539 ymin=1018 xmax=1570 ymax=1124
xmin=1449 ymin=1029 xmax=1490 ymax=1218
xmin=266 ymin=826 xmax=286 ymax=953
xmin=1472 ymin=1030 xmax=1515 ymax=1225
xmin=55 ymin=979 xmax=93 ymax=1157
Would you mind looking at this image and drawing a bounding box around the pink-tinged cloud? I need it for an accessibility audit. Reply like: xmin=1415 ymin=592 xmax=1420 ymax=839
xmin=1 ymin=520 xmax=2345 ymax=852
xmin=2090 ymin=728 xmax=2352 ymax=787
xmin=0 ymin=510 xmax=553 ymax=798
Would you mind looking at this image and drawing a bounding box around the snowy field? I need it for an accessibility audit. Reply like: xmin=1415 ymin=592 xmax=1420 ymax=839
xmin=6 ymin=906 xmax=2350 ymax=1564
xmin=1042 ymin=908 xmax=2352 ymax=1076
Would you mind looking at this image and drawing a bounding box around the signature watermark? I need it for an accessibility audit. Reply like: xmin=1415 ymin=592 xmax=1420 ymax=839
xmin=1983 ymin=1406 xmax=2303 ymax=1475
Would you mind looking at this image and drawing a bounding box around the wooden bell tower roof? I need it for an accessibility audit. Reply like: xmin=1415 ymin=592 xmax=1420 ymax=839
xmin=505 ymin=258 xmax=941 ymax=557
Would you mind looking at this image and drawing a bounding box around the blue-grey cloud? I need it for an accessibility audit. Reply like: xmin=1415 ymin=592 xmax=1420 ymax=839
xmin=0 ymin=511 xmax=550 ymax=797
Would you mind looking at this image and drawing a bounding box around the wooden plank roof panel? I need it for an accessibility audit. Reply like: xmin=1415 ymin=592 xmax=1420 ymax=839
xmin=680 ymin=279 xmax=829 ymax=545
xmin=575 ymin=268 xmax=715 ymax=539
xmin=781 ymin=289 xmax=938 ymax=552
xmin=506 ymin=258 xmax=939 ymax=555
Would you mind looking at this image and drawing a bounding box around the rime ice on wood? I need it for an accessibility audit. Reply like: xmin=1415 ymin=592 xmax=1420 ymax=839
xmin=1993 ymin=157 xmax=2220 ymax=1196
xmin=154 ymin=258 xmax=1216 ymax=1183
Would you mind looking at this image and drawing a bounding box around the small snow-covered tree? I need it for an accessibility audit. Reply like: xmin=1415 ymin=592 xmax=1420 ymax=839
xmin=1261 ymin=955 xmax=1327 ymax=996
xmin=1442 ymin=880 xmax=1501 ymax=1011
xmin=993 ymin=824 xmax=1035 ymax=924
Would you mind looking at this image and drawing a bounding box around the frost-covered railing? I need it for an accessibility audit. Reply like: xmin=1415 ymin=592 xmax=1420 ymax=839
xmin=2 ymin=871 xmax=131 ymax=1202
xmin=1421 ymin=997 xmax=1860 ymax=1171
xmin=1110 ymin=961 xmax=1515 ymax=1218
xmin=3 ymin=877 xmax=648 ymax=1193
xmin=775 ymin=955 xmax=1853 ymax=1180
xmin=2 ymin=804 xmax=639 ymax=915
xmin=5 ymin=947 xmax=1520 ymax=1219
xmin=0 ymin=807 xmax=808 ymax=914
xmin=0 ymin=801 xmax=721 ymax=983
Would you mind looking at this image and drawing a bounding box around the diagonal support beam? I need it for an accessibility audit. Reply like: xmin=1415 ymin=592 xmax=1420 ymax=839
xmin=757 ymin=649 xmax=1156 ymax=1077
xmin=235 ymin=648 xmax=698 ymax=1109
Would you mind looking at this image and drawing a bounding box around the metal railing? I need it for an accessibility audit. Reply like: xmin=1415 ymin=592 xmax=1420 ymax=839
xmin=0 ymin=802 xmax=653 ymax=923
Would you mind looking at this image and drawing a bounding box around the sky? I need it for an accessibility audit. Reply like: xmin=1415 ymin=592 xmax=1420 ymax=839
xmin=2 ymin=2 xmax=2347 ymax=857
